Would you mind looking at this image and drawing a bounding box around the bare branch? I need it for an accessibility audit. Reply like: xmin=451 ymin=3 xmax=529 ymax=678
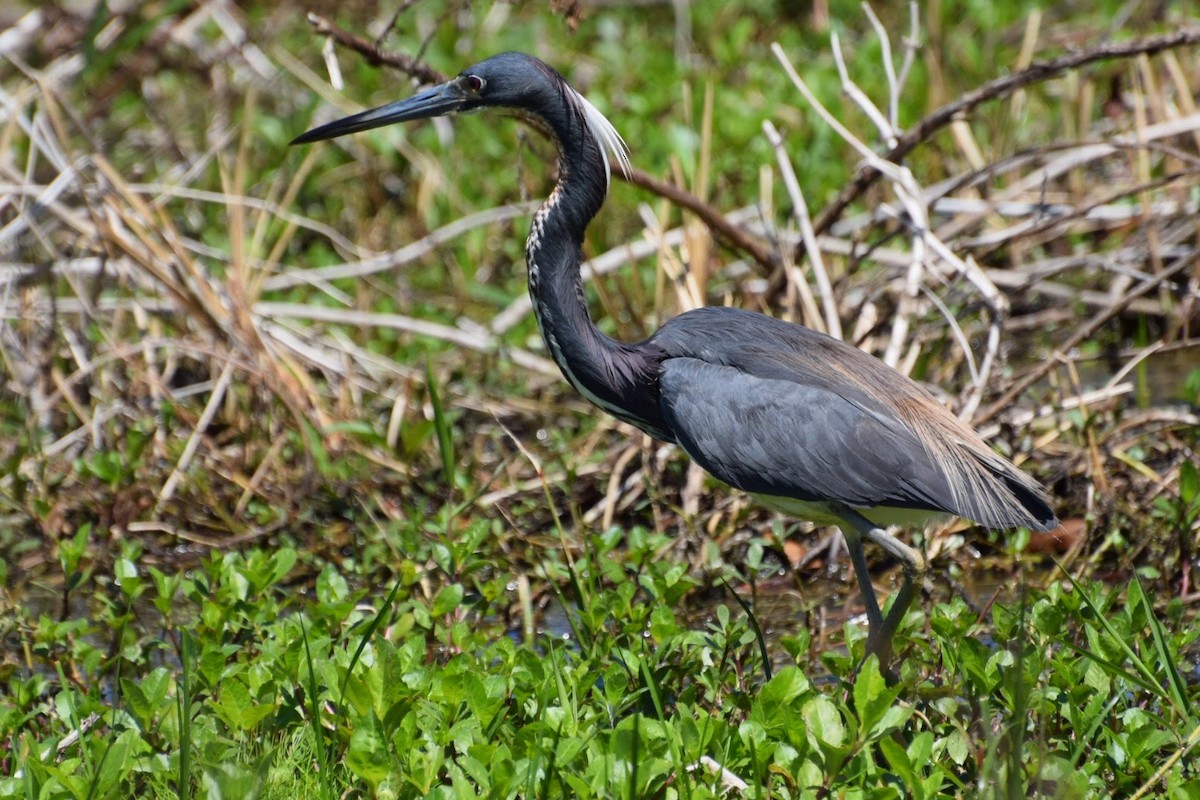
xmin=802 ymin=26 xmax=1200 ymax=263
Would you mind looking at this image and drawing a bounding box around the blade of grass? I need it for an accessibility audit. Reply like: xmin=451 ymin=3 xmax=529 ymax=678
xmin=178 ymin=630 xmax=194 ymax=799
xmin=637 ymin=646 xmax=694 ymax=797
xmin=1130 ymin=577 xmax=1192 ymax=718
xmin=546 ymin=642 xmax=577 ymax=731
xmin=1056 ymin=562 xmax=1180 ymax=714
xmin=1068 ymin=691 xmax=1122 ymax=770
xmin=52 ymin=663 xmax=93 ymax=786
xmin=336 ymin=578 xmax=406 ymax=708
xmin=299 ymin=618 xmax=335 ymax=800
xmin=629 ymin=711 xmax=640 ymax=800
xmin=1057 ymin=641 xmax=1160 ymax=695
xmin=86 ymin=620 xmax=130 ymax=800
xmin=425 ymin=360 xmax=455 ymax=492
xmin=720 ymin=575 xmax=773 ymax=681
xmin=537 ymin=722 xmax=565 ymax=799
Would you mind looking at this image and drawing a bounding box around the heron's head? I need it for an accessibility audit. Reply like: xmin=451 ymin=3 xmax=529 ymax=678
xmin=292 ymin=52 xmax=629 ymax=181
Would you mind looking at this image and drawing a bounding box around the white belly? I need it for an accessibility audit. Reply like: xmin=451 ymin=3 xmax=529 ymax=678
xmin=751 ymin=493 xmax=948 ymax=530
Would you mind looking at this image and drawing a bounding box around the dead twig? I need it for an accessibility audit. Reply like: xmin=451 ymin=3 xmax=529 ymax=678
xmin=795 ymin=26 xmax=1200 ymax=270
xmin=253 ymin=301 xmax=559 ymax=377
xmin=305 ymin=12 xmax=444 ymax=85
xmin=773 ymin=20 xmax=1007 ymax=415
xmin=762 ymin=120 xmax=837 ymax=337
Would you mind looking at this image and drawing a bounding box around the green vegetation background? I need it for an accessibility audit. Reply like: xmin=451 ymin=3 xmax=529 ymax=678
xmin=2 ymin=1 xmax=1199 ymax=797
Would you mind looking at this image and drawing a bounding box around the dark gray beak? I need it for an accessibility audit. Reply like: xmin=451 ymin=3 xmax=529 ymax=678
xmin=291 ymin=81 xmax=467 ymax=145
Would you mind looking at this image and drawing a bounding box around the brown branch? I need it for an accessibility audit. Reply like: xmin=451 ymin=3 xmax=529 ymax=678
xmin=807 ymin=27 xmax=1200 ymax=253
xmin=302 ymin=12 xmax=778 ymax=276
xmin=621 ymin=167 xmax=777 ymax=275
xmin=305 ymin=12 xmax=446 ymax=85
xmin=760 ymin=27 xmax=1200 ymax=303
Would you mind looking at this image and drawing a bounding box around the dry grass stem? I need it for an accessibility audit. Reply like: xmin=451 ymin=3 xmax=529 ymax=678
xmin=762 ymin=120 xmax=835 ymax=337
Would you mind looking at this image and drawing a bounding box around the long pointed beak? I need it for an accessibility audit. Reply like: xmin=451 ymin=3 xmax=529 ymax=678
xmin=291 ymin=81 xmax=467 ymax=145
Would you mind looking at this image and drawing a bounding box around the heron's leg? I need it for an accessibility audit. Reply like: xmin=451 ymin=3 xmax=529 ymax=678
xmin=837 ymin=508 xmax=927 ymax=667
xmin=838 ymin=525 xmax=883 ymax=629
xmin=864 ymin=525 xmax=926 ymax=654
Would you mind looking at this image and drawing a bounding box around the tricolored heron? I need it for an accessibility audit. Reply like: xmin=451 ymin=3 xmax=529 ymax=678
xmin=293 ymin=52 xmax=1058 ymax=666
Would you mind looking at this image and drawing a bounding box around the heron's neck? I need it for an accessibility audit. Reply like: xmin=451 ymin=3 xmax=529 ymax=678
xmin=523 ymin=126 xmax=668 ymax=438
xmin=524 ymin=126 xmax=608 ymax=349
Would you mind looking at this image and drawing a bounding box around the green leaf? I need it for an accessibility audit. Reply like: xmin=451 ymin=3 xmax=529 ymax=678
xmin=874 ymin=702 xmax=914 ymax=738
xmin=879 ymin=736 xmax=916 ymax=790
xmin=316 ymin=565 xmax=350 ymax=606
xmin=210 ymin=679 xmax=274 ymax=732
xmin=269 ymin=548 xmax=298 ymax=586
xmin=945 ymin=729 xmax=969 ymax=766
xmin=347 ymin=711 xmax=393 ymax=785
xmin=907 ymin=730 xmax=934 ymax=765
xmin=325 ymin=419 xmax=388 ymax=447
xmin=122 ymin=678 xmax=152 ymax=728
xmin=114 ymin=557 xmax=143 ymax=598
xmin=802 ymin=695 xmax=845 ymax=749
xmin=921 ymin=768 xmax=948 ymax=798
xmin=1181 ymin=460 xmax=1198 ymax=504
xmin=301 ymin=420 xmax=331 ymax=477
xmin=1084 ymin=660 xmax=1111 ymax=694
xmin=94 ymin=728 xmax=136 ymax=795
xmin=431 ymin=583 xmax=465 ymax=616
xmin=648 ymin=603 xmax=677 ymax=641
xmin=456 ymin=753 xmax=493 ymax=793
xmin=754 ymin=666 xmax=809 ymax=720
xmin=464 ymin=674 xmax=506 ymax=730
xmin=853 ymin=655 xmax=904 ymax=738
xmin=198 ymin=758 xmax=269 ymax=800
xmin=738 ymin=719 xmax=768 ymax=750
xmin=427 ymin=361 xmax=455 ymax=489
xmin=129 ymin=669 xmax=173 ymax=725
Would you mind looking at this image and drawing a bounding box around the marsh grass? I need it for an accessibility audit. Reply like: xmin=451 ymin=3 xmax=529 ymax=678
xmin=2 ymin=1 xmax=1200 ymax=796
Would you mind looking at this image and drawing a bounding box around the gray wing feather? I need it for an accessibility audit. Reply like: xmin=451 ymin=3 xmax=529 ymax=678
xmin=658 ymin=357 xmax=955 ymax=511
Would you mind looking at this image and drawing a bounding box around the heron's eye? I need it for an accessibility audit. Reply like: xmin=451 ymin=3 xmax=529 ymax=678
xmin=465 ymin=75 xmax=485 ymax=93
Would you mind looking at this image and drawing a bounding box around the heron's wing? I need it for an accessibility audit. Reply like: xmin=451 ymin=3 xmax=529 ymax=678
xmin=657 ymin=356 xmax=954 ymax=513
xmin=649 ymin=307 xmax=1057 ymax=531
